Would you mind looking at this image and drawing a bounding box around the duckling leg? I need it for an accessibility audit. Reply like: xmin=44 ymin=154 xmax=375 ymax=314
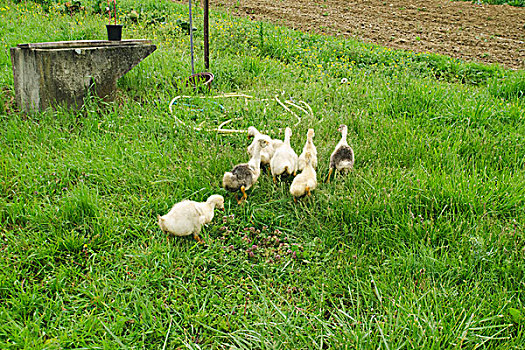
xmin=306 ymin=186 xmax=311 ymax=197
xmin=237 ymin=186 xmax=247 ymax=204
xmin=293 ymin=196 xmax=297 ymax=203
xmin=327 ymin=168 xmax=333 ymax=183
xmin=273 ymin=175 xmax=277 ymax=184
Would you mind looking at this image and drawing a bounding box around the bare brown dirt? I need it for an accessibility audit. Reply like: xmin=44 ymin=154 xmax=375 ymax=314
xmin=208 ymin=0 xmax=525 ymax=69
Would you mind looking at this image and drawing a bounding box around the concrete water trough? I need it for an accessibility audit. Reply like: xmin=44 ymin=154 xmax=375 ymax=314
xmin=10 ymin=40 xmax=157 ymax=113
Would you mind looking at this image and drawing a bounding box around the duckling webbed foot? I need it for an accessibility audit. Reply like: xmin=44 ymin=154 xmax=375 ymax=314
xmin=234 ymin=193 xmax=243 ymax=205
xmin=193 ymin=233 xmax=205 ymax=244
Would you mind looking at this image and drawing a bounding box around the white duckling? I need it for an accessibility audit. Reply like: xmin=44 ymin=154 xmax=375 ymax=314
xmin=327 ymin=124 xmax=355 ymax=182
xmin=157 ymin=194 xmax=224 ymax=243
xmin=270 ymin=127 xmax=298 ymax=183
xmin=290 ymin=152 xmax=317 ymax=201
xmin=223 ymin=138 xmax=269 ymax=203
xmin=247 ymin=126 xmax=275 ymax=166
xmin=297 ymin=128 xmax=318 ymax=172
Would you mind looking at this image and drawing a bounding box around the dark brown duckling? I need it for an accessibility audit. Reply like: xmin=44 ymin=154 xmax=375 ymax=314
xmin=327 ymin=124 xmax=354 ymax=182
xmin=223 ymin=139 xmax=269 ymax=203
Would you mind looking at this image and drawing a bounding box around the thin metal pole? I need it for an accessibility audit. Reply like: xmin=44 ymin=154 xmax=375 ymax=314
xmin=189 ymin=0 xmax=195 ymax=75
xmin=203 ymin=0 xmax=209 ymax=70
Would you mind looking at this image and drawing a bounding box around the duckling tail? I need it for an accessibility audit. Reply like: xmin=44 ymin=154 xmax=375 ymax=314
xmin=223 ymin=172 xmax=239 ymax=192
xmin=222 ymin=172 xmax=232 ymax=188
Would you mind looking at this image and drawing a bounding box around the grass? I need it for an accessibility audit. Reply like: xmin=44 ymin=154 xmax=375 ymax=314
xmin=1 ymin=0 xmax=524 ymax=348
xmin=456 ymin=0 xmax=524 ymax=7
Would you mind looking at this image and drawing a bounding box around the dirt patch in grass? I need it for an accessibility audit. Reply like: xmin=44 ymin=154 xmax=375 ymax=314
xmin=207 ymin=0 xmax=525 ymax=69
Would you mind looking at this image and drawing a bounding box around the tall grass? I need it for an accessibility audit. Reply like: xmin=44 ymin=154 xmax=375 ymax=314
xmin=0 ymin=0 xmax=524 ymax=348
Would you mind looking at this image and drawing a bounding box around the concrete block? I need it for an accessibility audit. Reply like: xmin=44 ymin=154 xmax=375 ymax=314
xmin=10 ymin=40 xmax=157 ymax=112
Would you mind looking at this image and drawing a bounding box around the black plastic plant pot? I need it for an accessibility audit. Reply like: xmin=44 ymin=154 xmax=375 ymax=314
xmin=106 ymin=24 xmax=123 ymax=41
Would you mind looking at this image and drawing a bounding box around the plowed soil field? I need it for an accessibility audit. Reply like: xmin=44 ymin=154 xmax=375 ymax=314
xmin=208 ymin=0 xmax=525 ymax=69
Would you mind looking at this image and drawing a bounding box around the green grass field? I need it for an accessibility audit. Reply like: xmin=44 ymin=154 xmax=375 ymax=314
xmin=456 ymin=0 xmax=524 ymax=6
xmin=1 ymin=0 xmax=524 ymax=348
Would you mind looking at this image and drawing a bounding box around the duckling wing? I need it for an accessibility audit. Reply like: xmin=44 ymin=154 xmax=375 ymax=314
xmin=260 ymin=149 xmax=271 ymax=165
xmin=290 ymin=173 xmax=314 ymax=197
xmin=223 ymin=164 xmax=254 ymax=191
xmin=307 ymin=176 xmax=318 ymax=191
xmin=271 ymin=147 xmax=296 ymax=176
xmin=298 ymin=145 xmax=316 ymax=171
xmin=234 ymin=164 xmax=256 ymax=188
xmin=290 ymin=174 xmax=306 ymax=197
xmin=232 ymin=164 xmax=253 ymax=178
xmin=330 ymin=146 xmax=354 ymax=169
xmin=194 ymin=204 xmax=207 ymax=226
xmin=290 ymin=148 xmax=299 ymax=172
xmin=162 ymin=201 xmax=201 ymax=236
xmin=247 ymin=139 xmax=256 ymax=156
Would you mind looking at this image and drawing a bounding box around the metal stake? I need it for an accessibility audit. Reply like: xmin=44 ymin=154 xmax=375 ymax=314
xmin=204 ymin=0 xmax=209 ymax=70
xmin=189 ymin=0 xmax=195 ymax=75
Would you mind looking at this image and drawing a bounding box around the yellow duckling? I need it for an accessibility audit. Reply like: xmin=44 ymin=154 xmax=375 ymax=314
xmin=290 ymin=152 xmax=317 ymax=201
xmin=270 ymin=127 xmax=298 ymax=183
xmin=298 ymin=128 xmax=317 ymax=171
xmin=157 ymin=194 xmax=224 ymax=243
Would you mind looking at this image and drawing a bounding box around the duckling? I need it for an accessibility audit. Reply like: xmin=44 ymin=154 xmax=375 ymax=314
xmin=157 ymin=194 xmax=224 ymax=243
xmin=270 ymin=127 xmax=298 ymax=183
xmin=297 ymin=129 xmax=318 ymax=172
xmin=290 ymin=152 xmax=317 ymax=201
xmin=327 ymin=124 xmax=355 ymax=182
xmin=247 ymin=126 xmax=275 ymax=166
xmin=223 ymin=138 xmax=269 ymax=203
